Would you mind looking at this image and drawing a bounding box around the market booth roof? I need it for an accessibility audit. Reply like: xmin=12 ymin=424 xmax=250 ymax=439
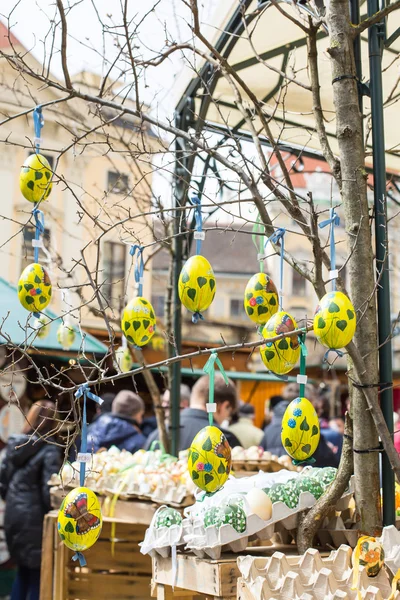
xmin=0 ymin=278 xmax=107 ymax=356
xmin=176 ymin=0 xmax=400 ymax=172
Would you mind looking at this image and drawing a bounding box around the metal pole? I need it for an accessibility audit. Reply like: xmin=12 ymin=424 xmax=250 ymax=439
xmin=367 ymin=0 xmax=395 ymax=526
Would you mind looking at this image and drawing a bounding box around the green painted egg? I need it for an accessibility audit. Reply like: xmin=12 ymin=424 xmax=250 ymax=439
xmin=57 ymin=323 xmax=76 ymax=349
xmin=121 ymin=296 xmax=156 ymax=347
xmin=244 ymin=273 xmax=278 ymax=325
xmin=155 ymin=507 xmax=182 ymax=528
xmin=281 ymin=397 xmax=320 ymax=463
xmin=115 ymin=347 xmax=132 ymax=373
xmin=313 ymin=291 xmax=356 ymax=349
xmin=289 ymin=476 xmax=324 ymax=499
xmin=260 ymin=311 xmax=300 ymax=374
xmin=178 ymin=255 xmax=216 ymax=319
xmin=188 ymin=425 xmax=231 ymax=493
xmin=267 ymin=483 xmax=297 ymax=508
xmin=310 ymin=467 xmax=337 ymax=489
xmin=20 ymin=153 xmax=52 ymax=203
xmin=18 ymin=263 xmax=52 ymax=312
xmin=204 ymin=500 xmax=246 ymax=533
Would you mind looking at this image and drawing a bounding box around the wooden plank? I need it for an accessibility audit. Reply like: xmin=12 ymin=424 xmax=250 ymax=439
xmin=67 ymin=571 xmax=152 ymax=599
xmin=73 ymin=537 xmax=152 ymax=573
xmin=40 ymin=514 xmax=55 ymax=600
xmin=153 ymin=583 xmax=204 ymax=600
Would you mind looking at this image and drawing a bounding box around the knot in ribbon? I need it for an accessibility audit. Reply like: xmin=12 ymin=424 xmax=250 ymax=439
xmin=203 ymin=351 xmax=228 ymax=426
xmin=130 ymin=244 xmax=144 ymax=297
xmin=33 ymin=106 xmax=44 ymax=153
xmin=72 ymin=551 xmax=87 ymax=567
xmin=192 ymin=311 xmax=204 ymax=324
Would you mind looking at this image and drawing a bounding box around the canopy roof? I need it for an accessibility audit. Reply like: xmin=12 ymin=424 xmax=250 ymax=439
xmin=176 ymin=0 xmax=400 ymax=172
xmin=0 ymin=278 xmax=107 ymax=356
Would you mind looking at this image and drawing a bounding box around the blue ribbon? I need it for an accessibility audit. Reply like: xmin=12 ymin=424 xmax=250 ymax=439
xmin=130 ymin=245 xmax=144 ymax=297
xmin=265 ymin=227 xmax=286 ymax=310
xmin=32 ymin=207 xmax=45 ymax=264
xmin=324 ymin=348 xmax=344 ymax=362
xmin=72 ymin=551 xmax=87 ymax=567
xmin=192 ymin=311 xmax=204 ymax=325
xmin=191 ymin=195 xmax=203 ymax=255
xmin=319 ymin=208 xmax=340 ymax=291
xmin=74 ymin=384 xmax=103 ymax=487
xmin=33 ymin=106 xmax=44 ymax=153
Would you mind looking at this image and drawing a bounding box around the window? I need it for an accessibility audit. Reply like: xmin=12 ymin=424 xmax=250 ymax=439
xmin=103 ymin=242 xmax=126 ymax=311
xmin=292 ymin=267 xmax=306 ymax=296
xmin=21 ymin=226 xmax=51 ymax=271
xmin=107 ymin=171 xmax=129 ymax=195
xmin=151 ymin=294 xmax=165 ymax=318
xmin=230 ymin=298 xmax=244 ymax=318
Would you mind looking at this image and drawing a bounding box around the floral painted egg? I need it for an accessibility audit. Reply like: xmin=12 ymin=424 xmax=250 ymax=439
xmin=353 ymin=536 xmax=384 ymax=578
xmin=18 ymin=263 xmax=52 ymax=312
xmin=204 ymin=498 xmax=246 ymax=533
xmin=281 ymin=397 xmax=320 ymax=463
xmin=57 ymin=323 xmax=76 ymax=349
xmin=155 ymin=507 xmax=182 ymax=528
xmin=20 ymin=153 xmax=53 ymax=203
xmin=178 ymin=255 xmax=216 ymax=321
xmin=313 ymin=291 xmax=356 ymax=349
xmin=188 ymin=425 xmax=231 ymax=493
xmin=32 ymin=315 xmax=50 ymax=339
xmin=57 ymin=487 xmax=102 ymax=552
xmin=244 ymin=273 xmax=279 ymax=325
xmin=121 ymin=297 xmax=156 ymax=347
xmin=260 ymin=311 xmax=300 ymax=374
xmin=114 ymin=347 xmax=132 ymax=373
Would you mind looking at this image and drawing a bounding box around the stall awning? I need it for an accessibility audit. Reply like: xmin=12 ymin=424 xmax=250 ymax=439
xmin=0 ymin=277 xmax=107 ymax=356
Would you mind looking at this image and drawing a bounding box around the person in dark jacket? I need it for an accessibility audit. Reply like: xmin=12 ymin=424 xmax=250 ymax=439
xmin=87 ymin=390 xmax=146 ymax=453
xmin=0 ymin=400 xmax=62 ymax=600
xmin=145 ymin=374 xmax=240 ymax=452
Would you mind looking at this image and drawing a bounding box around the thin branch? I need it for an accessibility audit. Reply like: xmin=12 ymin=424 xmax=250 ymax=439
xmin=56 ymin=0 xmax=72 ymax=89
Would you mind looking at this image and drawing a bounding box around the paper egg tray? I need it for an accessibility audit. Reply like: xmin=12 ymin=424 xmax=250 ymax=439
xmin=184 ymin=478 xmax=355 ymax=560
xmin=140 ymin=521 xmax=192 ymax=558
xmin=232 ymin=459 xmax=291 ymax=473
xmin=104 ymin=480 xmax=193 ymax=507
xmin=237 ymin=545 xmax=399 ymax=600
xmin=379 ymin=525 xmax=400 ymax=577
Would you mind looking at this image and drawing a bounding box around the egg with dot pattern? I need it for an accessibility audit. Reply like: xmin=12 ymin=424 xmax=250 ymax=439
xmin=20 ymin=153 xmax=53 ymax=203
xmin=189 ymin=425 xmax=231 ymax=493
xmin=281 ymin=397 xmax=320 ymax=463
xmin=313 ymin=291 xmax=356 ymax=349
xmin=178 ymin=255 xmax=216 ymax=319
xmin=57 ymin=487 xmax=102 ymax=553
xmin=18 ymin=263 xmax=52 ymax=312
xmin=121 ymin=297 xmax=156 ymax=347
xmin=155 ymin=507 xmax=182 ymax=528
xmin=244 ymin=273 xmax=279 ymax=325
xmin=260 ymin=311 xmax=300 ymax=374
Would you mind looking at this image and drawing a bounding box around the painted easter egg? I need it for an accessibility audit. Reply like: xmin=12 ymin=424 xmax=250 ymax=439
xmin=313 ymin=291 xmax=356 ymax=349
xmin=204 ymin=498 xmax=246 ymax=533
xmin=244 ymin=273 xmax=279 ymax=325
xmin=260 ymin=311 xmax=300 ymax=374
xmin=352 ymin=536 xmax=384 ymax=577
xmin=57 ymin=323 xmax=76 ymax=349
xmin=155 ymin=507 xmax=182 ymax=528
xmin=188 ymin=425 xmax=231 ymax=493
xmin=114 ymin=347 xmax=132 ymax=373
xmin=121 ymin=297 xmax=156 ymax=347
xmin=178 ymin=255 xmax=216 ymax=321
xmin=18 ymin=263 xmax=52 ymax=312
xmin=20 ymin=153 xmax=53 ymax=203
xmin=267 ymin=483 xmax=298 ymax=508
xmin=310 ymin=466 xmax=338 ymax=489
xmin=288 ymin=476 xmax=324 ymax=500
xmin=57 ymin=487 xmax=102 ymax=552
xmin=281 ymin=397 xmax=320 ymax=463
xmin=32 ymin=315 xmax=50 ymax=339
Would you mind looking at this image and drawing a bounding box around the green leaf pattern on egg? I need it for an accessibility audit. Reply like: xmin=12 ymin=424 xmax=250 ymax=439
xmin=189 ymin=425 xmax=231 ymax=493
xmin=244 ymin=273 xmax=279 ymax=325
xmin=313 ymin=291 xmax=357 ymax=349
xmin=281 ymin=397 xmax=320 ymax=462
xmin=121 ymin=296 xmax=156 ymax=347
xmin=178 ymin=255 xmax=216 ymax=315
xmin=259 ymin=311 xmax=301 ymax=375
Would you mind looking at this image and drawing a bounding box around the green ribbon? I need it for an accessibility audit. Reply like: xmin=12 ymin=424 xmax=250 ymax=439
xmin=298 ymin=333 xmax=308 ymax=398
xmin=203 ymin=351 xmax=228 ymax=426
xmin=252 ymin=217 xmax=265 ymax=272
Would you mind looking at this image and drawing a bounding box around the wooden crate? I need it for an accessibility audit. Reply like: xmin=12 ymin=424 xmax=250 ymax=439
xmin=40 ymin=509 xmax=155 ymax=600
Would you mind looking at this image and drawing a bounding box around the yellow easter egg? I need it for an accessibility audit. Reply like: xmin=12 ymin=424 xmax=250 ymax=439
xmin=260 ymin=311 xmax=300 ymax=374
xmin=352 ymin=536 xmax=384 ymax=577
xmin=20 ymin=153 xmax=53 ymax=203
xmin=121 ymin=297 xmax=156 ymax=347
xmin=244 ymin=273 xmax=279 ymax=325
xmin=313 ymin=291 xmax=356 ymax=349
xmin=115 ymin=347 xmax=132 ymax=373
xmin=57 ymin=323 xmax=76 ymax=349
xmin=17 ymin=263 xmax=52 ymax=312
xmin=178 ymin=255 xmax=216 ymax=319
xmin=189 ymin=426 xmax=231 ymax=493
xmin=33 ymin=315 xmax=50 ymax=339
xmin=281 ymin=397 xmax=320 ymax=462
xmin=57 ymin=487 xmax=102 ymax=552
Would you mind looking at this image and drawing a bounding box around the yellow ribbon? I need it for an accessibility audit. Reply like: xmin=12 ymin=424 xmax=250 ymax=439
xmin=389 ymin=568 xmax=400 ymax=600
xmin=109 ymin=477 xmax=129 ymax=557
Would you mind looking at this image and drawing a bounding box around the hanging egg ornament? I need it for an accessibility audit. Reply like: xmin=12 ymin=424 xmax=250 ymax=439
xmin=114 ymin=347 xmax=132 ymax=373
xmin=244 ymin=273 xmax=278 ymax=325
xmin=260 ymin=311 xmax=300 ymax=374
xmin=281 ymin=397 xmax=320 ymax=463
xmin=188 ymin=425 xmax=231 ymax=493
xmin=20 ymin=153 xmax=53 ymax=203
xmin=313 ymin=291 xmax=356 ymax=349
xmin=178 ymin=255 xmax=216 ymax=321
xmin=32 ymin=315 xmax=50 ymax=339
xmin=57 ymin=487 xmax=102 ymax=553
xmin=18 ymin=263 xmax=52 ymax=312
xmin=352 ymin=536 xmax=384 ymax=578
xmin=121 ymin=297 xmax=156 ymax=347
xmin=57 ymin=323 xmax=76 ymax=350
xmin=155 ymin=507 xmax=182 ymax=528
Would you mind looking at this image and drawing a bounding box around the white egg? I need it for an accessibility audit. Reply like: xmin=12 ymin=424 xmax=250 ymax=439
xmin=246 ymin=488 xmax=273 ymax=521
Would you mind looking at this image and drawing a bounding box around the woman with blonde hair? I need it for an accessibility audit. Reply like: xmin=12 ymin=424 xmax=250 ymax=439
xmin=0 ymin=400 xmax=62 ymax=600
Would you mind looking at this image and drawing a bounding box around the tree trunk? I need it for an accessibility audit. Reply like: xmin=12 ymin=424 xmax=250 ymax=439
xmin=326 ymin=0 xmax=381 ymax=533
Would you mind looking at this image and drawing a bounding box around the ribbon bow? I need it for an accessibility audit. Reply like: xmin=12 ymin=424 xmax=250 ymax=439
xmin=319 ymin=208 xmax=340 ymax=291
xmin=33 ymin=106 xmax=44 ymax=153
xmin=265 ymin=227 xmax=286 ymax=310
xmin=203 ymin=351 xmax=228 ymax=426
xmin=130 ymin=245 xmax=144 ymax=297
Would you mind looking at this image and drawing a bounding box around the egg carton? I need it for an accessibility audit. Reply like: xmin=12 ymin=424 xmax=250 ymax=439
xmin=237 ymin=545 xmax=399 ymax=600
xmin=317 ymin=515 xmax=360 ymax=549
xmin=379 ymin=525 xmax=400 ymax=577
xmin=140 ymin=519 xmax=192 ymax=558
